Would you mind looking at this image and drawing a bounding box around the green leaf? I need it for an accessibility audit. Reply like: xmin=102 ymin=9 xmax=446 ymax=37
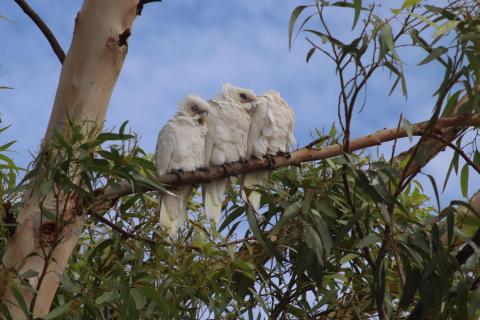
xmin=402 ymin=0 xmax=422 ymax=9
xmin=41 ymin=302 xmax=72 ymax=319
xmin=134 ymin=287 xmax=169 ymax=312
xmin=340 ymin=253 xmax=359 ymax=264
xmin=399 ymin=268 xmax=420 ymax=309
xmin=418 ymin=46 xmax=448 ymax=65
xmin=0 ymin=140 xmax=16 ymax=152
xmin=19 ymin=270 xmax=39 ymax=279
xmin=306 ymin=47 xmax=315 ymax=63
xmin=95 ymin=291 xmax=118 ymax=305
xmin=246 ymin=208 xmax=282 ymax=260
xmin=447 ymin=208 xmax=454 ymax=246
xmin=310 ymin=209 xmax=332 ymax=255
xmin=380 ymin=24 xmax=401 ymax=62
xmin=460 ymin=163 xmax=469 ymax=198
xmin=433 ymin=20 xmax=460 ymax=39
xmin=10 ymin=284 xmax=30 ymax=317
xmin=305 ymin=29 xmax=344 ymax=46
xmin=454 ymin=279 xmax=469 ymax=320
xmin=289 ymin=6 xmax=308 ymax=49
xmin=425 ymin=174 xmax=441 ymax=212
xmin=0 ymin=15 xmax=13 ymax=22
xmin=474 ymin=151 xmax=480 ymax=167
xmin=219 ymin=206 xmax=244 ymax=232
xmin=442 ymin=90 xmax=461 ymax=116
xmin=352 ymin=0 xmax=362 ymax=29
xmin=355 ymin=233 xmax=380 ymax=248
xmin=271 ymin=200 xmax=302 ymax=236
xmin=402 ymin=118 xmax=413 ymax=142
xmin=130 ymin=289 xmax=147 ymax=310
xmin=334 ymin=207 xmax=365 ymax=244
xmin=409 ymin=12 xmax=437 ymax=28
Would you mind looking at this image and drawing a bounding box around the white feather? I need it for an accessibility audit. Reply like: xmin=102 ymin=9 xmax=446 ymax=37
xmin=242 ymin=91 xmax=295 ymax=211
xmin=155 ymin=95 xmax=209 ymax=235
xmin=203 ymin=84 xmax=256 ymax=223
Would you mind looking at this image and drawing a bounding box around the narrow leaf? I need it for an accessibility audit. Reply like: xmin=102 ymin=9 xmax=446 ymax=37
xmin=289 ymin=6 xmax=308 ymax=49
xmin=460 ymin=163 xmax=469 ymax=198
xmin=306 ymin=47 xmax=316 ymax=63
xmin=418 ymin=46 xmax=448 ymax=65
xmin=42 ymin=302 xmax=72 ymax=319
xmin=433 ymin=20 xmax=460 ymax=39
xmin=425 ymin=174 xmax=441 ymax=212
xmin=352 ymin=0 xmax=362 ymax=29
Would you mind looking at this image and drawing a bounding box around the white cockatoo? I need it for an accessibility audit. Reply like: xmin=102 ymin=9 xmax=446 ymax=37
xmin=242 ymin=90 xmax=296 ymax=211
xmin=155 ymin=95 xmax=209 ymax=235
xmin=203 ymin=83 xmax=257 ymax=223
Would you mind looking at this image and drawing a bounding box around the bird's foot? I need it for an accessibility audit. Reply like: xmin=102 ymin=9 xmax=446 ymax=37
xmin=197 ymin=167 xmax=211 ymax=174
xmin=171 ymin=169 xmax=184 ymax=180
xmin=221 ymin=163 xmax=232 ymax=175
xmin=277 ymin=151 xmax=291 ymax=159
xmin=264 ymin=154 xmax=276 ymax=169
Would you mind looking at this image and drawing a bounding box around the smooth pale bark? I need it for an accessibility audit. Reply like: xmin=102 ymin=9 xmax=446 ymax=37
xmin=1 ymin=0 xmax=140 ymax=317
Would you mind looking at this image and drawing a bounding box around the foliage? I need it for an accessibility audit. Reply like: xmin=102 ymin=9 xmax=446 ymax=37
xmin=2 ymin=0 xmax=480 ymax=319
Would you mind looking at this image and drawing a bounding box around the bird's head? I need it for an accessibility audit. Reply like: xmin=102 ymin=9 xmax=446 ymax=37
xmin=222 ymin=83 xmax=257 ymax=113
xmin=178 ymin=95 xmax=209 ymax=124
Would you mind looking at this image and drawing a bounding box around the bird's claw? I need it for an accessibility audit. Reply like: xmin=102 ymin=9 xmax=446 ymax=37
xmin=171 ymin=169 xmax=184 ymax=180
xmin=277 ymin=151 xmax=291 ymax=159
xmin=264 ymin=154 xmax=276 ymax=169
xmin=221 ymin=163 xmax=232 ymax=175
xmin=197 ymin=167 xmax=211 ymax=174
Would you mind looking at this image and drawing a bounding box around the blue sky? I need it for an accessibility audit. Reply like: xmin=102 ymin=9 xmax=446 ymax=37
xmin=0 ymin=1 xmax=474 ymax=204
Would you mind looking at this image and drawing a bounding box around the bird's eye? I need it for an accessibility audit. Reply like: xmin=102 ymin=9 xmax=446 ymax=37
xmin=239 ymin=93 xmax=248 ymax=100
xmin=191 ymin=105 xmax=198 ymax=112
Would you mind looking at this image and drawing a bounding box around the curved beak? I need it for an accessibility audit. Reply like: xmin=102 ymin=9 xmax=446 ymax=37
xmin=245 ymin=102 xmax=257 ymax=113
xmin=198 ymin=111 xmax=208 ymax=124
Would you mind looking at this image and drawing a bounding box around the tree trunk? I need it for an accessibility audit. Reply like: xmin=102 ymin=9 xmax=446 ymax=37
xmin=1 ymin=0 xmax=139 ymax=317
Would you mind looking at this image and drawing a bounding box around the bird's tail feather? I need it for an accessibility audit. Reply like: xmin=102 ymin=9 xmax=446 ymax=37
xmin=241 ymin=171 xmax=269 ymax=211
xmin=203 ymin=178 xmax=228 ymax=223
xmin=159 ymin=186 xmax=192 ymax=236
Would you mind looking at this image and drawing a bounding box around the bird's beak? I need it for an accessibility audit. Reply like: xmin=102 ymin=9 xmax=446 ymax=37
xmin=198 ymin=111 xmax=207 ymax=124
xmin=245 ymin=102 xmax=256 ymax=113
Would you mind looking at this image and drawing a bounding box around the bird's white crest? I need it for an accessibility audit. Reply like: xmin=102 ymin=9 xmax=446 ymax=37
xmin=178 ymin=94 xmax=210 ymax=116
xmin=222 ymin=83 xmax=257 ymax=112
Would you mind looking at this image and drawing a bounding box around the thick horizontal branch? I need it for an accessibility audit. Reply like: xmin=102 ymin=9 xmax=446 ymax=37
xmin=92 ymin=113 xmax=480 ymax=210
xmin=14 ymin=0 xmax=65 ymax=63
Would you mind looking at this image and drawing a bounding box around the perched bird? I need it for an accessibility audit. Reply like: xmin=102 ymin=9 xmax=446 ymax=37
xmin=155 ymin=95 xmax=209 ymax=235
xmin=203 ymin=83 xmax=257 ymax=223
xmin=242 ymin=90 xmax=295 ymax=211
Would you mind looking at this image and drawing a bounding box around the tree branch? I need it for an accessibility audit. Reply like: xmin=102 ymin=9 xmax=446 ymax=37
xmin=13 ymin=0 xmax=65 ymax=64
xmin=89 ymin=211 xmax=159 ymax=245
xmin=91 ymin=113 xmax=480 ymax=209
xmin=136 ymin=0 xmax=162 ymax=15
xmin=425 ymin=132 xmax=480 ymax=174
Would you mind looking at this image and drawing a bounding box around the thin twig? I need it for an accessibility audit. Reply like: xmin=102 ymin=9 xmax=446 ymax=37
xmin=137 ymin=0 xmax=162 ymax=15
xmin=13 ymin=0 xmax=65 ymax=64
xmin=425 ymin=132 xmax=480 ymax=174
xmin=89 ymin=211 xmax=159 ymax=245
xmin=303 ymin=135 xmax=329 ymax=149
